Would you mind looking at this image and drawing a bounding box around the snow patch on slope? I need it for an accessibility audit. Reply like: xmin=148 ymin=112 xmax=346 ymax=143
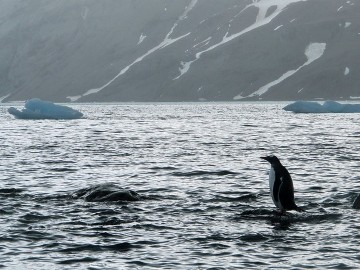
xmin=233 ymin=92 xmax=247 ymax=100
xmin=78 ymin=0 xmax=198 ymax=100
xmin=182 ymin=0 xmax=308 ymax=76
xmin=137 ymin=34 xmax=147 ymax=45
xmin=246 ymin=42 xmax=326 ymax=98
xmin=305 ymin=42 xmax=326 ymax=62
xmin=173 ymin=61 xmax=192 ymax=80
xmin=193 ymin=37 xmax=212 ymax=48
xmin=344 ymin=67 xmax=350 ymax=75
xmin=81 ymin=32 xmax=190 ymax=97
xmin=81 ymin=7 xmax=89 ymax=20
xmin=0 ymin=93 xmax=10 ymax=103
xmin=181 ymin=0 xmax=198 ymax=20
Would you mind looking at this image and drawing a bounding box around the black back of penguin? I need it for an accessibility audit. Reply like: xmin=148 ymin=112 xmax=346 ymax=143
xmin=275 ymin=161 xmax=298 ymax=211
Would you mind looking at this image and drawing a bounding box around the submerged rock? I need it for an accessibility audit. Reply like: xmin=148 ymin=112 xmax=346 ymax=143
xmin=72 ymin=184 xmax=140 ymax=202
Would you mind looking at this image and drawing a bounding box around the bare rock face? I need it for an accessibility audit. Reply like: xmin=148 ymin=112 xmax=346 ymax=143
xmin=1 ymin=0 xmax=359 ymax=103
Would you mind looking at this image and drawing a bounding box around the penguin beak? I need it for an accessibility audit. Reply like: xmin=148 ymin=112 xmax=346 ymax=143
xmin=260 ymin=157 xmax=271 ymax=163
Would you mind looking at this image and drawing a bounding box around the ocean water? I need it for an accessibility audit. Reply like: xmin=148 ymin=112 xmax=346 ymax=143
xmin=0 ymin=102 xmax=360 ymax=269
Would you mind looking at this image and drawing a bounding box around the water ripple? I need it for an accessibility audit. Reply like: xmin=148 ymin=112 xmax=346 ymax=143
xmin=0 ymin=102 xmax=360 ymax=269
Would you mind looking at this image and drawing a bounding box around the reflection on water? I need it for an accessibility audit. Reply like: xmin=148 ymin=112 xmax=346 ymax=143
xmin=0 ymin=102 xmax=360 ymax=269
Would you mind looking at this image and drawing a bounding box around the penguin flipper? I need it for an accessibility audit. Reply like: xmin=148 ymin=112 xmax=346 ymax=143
xmin=278 ymin=179 xmax=298 ymax=211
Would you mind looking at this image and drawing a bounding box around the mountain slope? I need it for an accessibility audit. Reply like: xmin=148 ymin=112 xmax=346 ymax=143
xmin=0 ymin=0 xmax=359 ymax=102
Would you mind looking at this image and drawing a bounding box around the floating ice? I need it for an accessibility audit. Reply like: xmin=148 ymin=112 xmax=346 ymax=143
xmin=8 ymin=98 xmax=83 ymax=119
xmin=283 ymin=100 xmax=360 ymax=113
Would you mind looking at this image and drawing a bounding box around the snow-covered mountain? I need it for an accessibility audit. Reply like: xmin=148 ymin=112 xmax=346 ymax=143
xmin=1 ymin=0 xmax=359 ymax=102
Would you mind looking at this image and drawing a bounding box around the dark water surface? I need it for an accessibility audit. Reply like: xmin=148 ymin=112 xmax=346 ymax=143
xmin=0 ymin=102 xmax=360 ymax=269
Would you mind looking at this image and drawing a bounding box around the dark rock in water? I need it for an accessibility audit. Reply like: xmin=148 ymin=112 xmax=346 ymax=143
xmin=353 ymin=195 xmax=360 ymax=209
xmin=72 ymin=184 xmax=140 ymax=202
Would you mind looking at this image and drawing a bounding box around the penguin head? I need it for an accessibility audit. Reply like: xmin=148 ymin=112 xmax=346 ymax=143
xmin=260 ymin=155 xmax=281 ymax=165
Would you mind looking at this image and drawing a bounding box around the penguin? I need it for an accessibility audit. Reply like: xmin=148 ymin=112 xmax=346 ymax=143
xmin=260 ymin=155 xmax=303 ymax=213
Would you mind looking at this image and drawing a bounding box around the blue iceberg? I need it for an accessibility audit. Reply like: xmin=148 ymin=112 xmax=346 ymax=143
xmin=8 ymin=98 xmax=83 ymax=119
xmin=283 ymin=100 xmax=360 ymax=113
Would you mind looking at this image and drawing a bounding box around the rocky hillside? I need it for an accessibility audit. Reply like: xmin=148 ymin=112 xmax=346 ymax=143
xmin=0 ymin=0 xmax=359 ymax=102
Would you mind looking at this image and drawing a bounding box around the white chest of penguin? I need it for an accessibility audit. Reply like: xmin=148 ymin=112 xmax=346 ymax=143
xmin=268 ymin=166 xmax=276 ymax=193
xmin=268 ymin=166 xmax=281 ymax=208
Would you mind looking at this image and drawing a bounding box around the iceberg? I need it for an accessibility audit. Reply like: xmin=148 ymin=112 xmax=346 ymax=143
xmin=283 ymin=100 xmax=360 ymax=113
xmin=8 ymin=98 xmax=83 ymax=119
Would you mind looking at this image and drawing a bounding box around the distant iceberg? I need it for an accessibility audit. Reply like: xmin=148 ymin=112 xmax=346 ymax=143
xmin=8 ymin=98 xmax=83 ymax=119
xmin=283 ymin=100 xmax=360 ymax=113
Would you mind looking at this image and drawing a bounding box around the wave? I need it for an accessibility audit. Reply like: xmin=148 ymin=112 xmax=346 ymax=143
xmin=239 ymin=233 xmax=269 ymax=242
xmin=149 ymin=166 xmax=177 ymax=171
xmin=0 ymin=188 xmax=24 ymax=196
xmin=236 ymin=208 xmax=342 ymax=225
xmin=213 ymin=193 xmax=258 ymax=202
xmin=57 ymin=257 xmax=100 ymax=265
xmin=171 ymin=170 xmax=238 ymax=177
xmin=59 ymin=242 xmax=133 ymax=253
